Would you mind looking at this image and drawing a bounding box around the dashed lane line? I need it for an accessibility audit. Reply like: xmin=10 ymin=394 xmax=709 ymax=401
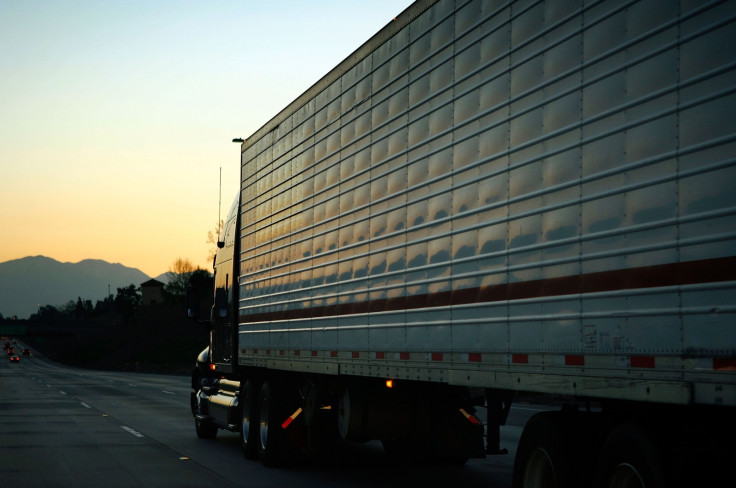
xmin=121 ymin=426 xmax=144 ymax=438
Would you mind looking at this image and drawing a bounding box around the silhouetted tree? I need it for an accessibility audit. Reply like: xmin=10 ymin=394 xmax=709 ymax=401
xmin=74 ymin=297 xmax=93 ymax=320
xmin=30 ymin=304 xmax=64 ymax=322
xmin=94 ymin=296 xmax=113 ymax=314
xmin=189 ymin=269 xmax=213 ymax=291
xmin=164 ymin=258 xmax=208 ymax=300
xmin=115 ymin=284 xmax=141 ymax=323
xmin=207 ymin=219 xmax=224 ymax=263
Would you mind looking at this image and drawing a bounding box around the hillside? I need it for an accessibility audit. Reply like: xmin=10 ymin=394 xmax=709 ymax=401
xmin=0 ymin=256 xmax=152 ymax=319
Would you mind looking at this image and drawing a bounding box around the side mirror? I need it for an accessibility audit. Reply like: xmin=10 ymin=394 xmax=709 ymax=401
xmin=214 ymin=287 xmax=228 ymax=318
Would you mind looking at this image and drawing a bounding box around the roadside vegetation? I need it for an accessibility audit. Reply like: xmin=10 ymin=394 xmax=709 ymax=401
xmin=0 ymin=257 xmax=213 ymax=375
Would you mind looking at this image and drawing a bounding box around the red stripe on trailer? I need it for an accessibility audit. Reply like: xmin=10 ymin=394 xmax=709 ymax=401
xmin=240 ymin=257 xmax=736 ymax=324
xmin=294 ymin=350 xmax=300 ymax=357
xmin=400 ymin=352 xmax=410 ymax=360
xmin=311 ymin=350 xmax=318 ymax=357
xmin=352 ymin=351 xmax=360 ymax=359
xmin=469 ymin=353 xmax=482 ymax=362
xmin=376 ymin=352 xmax=385 ymax=359
xmin=631 ymin=356 xmax=655 ymax=368
xmin=512 ymin=354 xmax=529 ymax=364
xmin=431 ymin=352 xmax=443 ymax=361
xmin=330 ymin=351 xmax=338 ymax=358
xmin=714 ymin=357 xmax=736 ymax=371
xmin=565 ymin=355 xmax=584 ymax=366
xmin=279 ymin=350 xmax=285 ymax=356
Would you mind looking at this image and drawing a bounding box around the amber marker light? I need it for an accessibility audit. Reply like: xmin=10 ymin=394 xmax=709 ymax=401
xmin=385 ymin=379 xmax=394 ymax=389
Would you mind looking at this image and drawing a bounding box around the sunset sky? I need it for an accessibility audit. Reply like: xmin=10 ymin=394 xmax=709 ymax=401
xmin=0 ymin=0 xmax=413 ymax=278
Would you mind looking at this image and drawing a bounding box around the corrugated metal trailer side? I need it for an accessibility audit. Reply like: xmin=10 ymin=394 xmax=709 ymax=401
xmin=236 ymin=0 xmax=736 ymax=406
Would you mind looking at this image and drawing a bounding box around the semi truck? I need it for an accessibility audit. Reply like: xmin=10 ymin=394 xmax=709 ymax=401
xmin=188 ymin=1 xmax=736 ymax=486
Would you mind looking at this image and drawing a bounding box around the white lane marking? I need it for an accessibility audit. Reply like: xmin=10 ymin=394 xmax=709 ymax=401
xmin=162 ymin=391 xmax=175 ymax=395
xmin=80 ymin=402 xmax=92 ymax=409
xmin=59 ymin=391 xmax=67 ymax=395
xmin=121 ymin=426 xmax=144 ymax=438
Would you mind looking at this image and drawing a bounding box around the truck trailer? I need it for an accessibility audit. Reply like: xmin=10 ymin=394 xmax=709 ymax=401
xmin=188 ymin=1 xmax=736 ymax=486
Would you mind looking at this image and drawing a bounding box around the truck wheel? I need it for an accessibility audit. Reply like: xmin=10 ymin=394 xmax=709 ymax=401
xmin=195 ymin=417 xmax=218 ymax=439
xmin=594 ymin=423 xmax=668 ymax=488
xmin=192 ymin=389 xmax=217 ymax=439
xmin=240 ymin=379 xmax=260 ymax=460
xmin=337 ymin=386 xmax=367 ymax=441
xmin=258 ymin=381 xmax=284 ymax=467
xmin=512 ymin=412 xmax=581 ymax=488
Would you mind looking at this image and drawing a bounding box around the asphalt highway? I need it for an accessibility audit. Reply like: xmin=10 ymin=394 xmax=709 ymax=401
xmin=1 ymin=342 xmax=544 ymax=488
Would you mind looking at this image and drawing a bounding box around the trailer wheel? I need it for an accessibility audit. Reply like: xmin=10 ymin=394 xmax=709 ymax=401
xmin=337 ymin=386 xmax=367 ymax=441
xmin=594 ymin=423 xmax=668 ymax=488
xmin=512 ymin=412 xmax=581 ymax=488
xmin=240 ymin=379 xmax=260 ymax=460
xmin=258 ymin=381 xmax=284 ymax=467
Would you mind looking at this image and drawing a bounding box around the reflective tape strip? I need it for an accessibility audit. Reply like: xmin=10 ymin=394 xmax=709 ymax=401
xmin=714 ymin=357 xmax=736 ymax=371
xmin=630 ymin=356 xmax=655 ymax=368
xmin=512 ymin=354 xmax=529 ymax=364
xmin=239 ymin=349 xmax=736 ymax=375
xmin=565 ymin=355 xmax=585 ymax=366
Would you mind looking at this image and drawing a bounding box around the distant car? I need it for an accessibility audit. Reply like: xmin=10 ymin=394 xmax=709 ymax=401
xmin=22 ymin=349 xmax=31 ymax=356
xmin=7 ymin=348 xmax=15 ymax=355
xmin=10 ymin=355 xmax=20 ymax=363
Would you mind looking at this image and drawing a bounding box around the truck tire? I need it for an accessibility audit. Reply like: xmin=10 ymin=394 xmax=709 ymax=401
xmin=512 ymin=411 xmax=582 ymax=488
xmin=195 ymin=417 xmax=218 ymax=439
xmin=593 ymin=423 xmax=668 ymax=488
xmin=240 ymin=379 xmax=260 ymax=460
xmin=258 ymin=381 xmax=285 ymax=467
xmin=192 ymin=388 xmax=218 ymax=439
xmin=337 ymin=386 xmax=367 ymax=441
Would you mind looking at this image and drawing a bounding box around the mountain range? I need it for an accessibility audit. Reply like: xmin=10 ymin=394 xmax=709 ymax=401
xmin=0 ymin=256 xmax=164 ymax=319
